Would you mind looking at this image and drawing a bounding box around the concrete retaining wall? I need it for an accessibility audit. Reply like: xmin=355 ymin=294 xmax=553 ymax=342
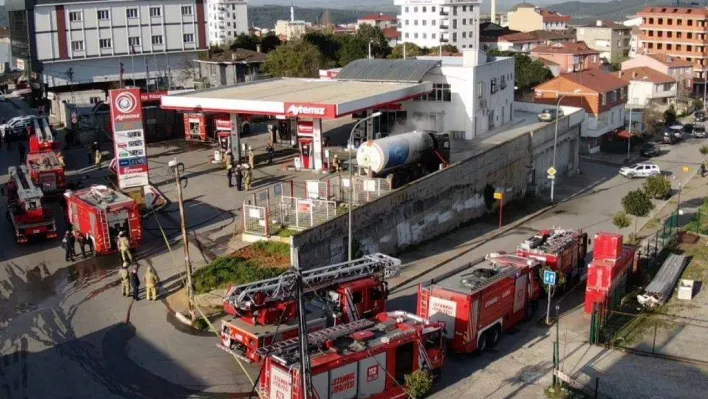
xmin=291 ymin=105 xmax=584 ymax=268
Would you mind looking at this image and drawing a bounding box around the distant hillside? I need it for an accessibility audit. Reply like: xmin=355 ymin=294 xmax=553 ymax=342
xmin=548 ymin=0 xmax=664 ymax=24
xmin=248 ymin=5 xmax=391 ymax=28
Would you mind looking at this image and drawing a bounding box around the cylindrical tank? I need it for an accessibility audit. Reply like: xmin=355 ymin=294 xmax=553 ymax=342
xmin=356 ymin=131 xmax=434 ymax=174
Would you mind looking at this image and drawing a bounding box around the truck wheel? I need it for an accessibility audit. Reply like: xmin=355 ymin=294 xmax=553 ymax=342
xmin=477 ymin=332 xmax=489 ymax=353
xmin=489 ymin=325 xmax=501 ymax=347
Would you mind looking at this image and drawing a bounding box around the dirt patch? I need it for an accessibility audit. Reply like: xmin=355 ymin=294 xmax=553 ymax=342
xmin=232 ymin=242 xmax=289 ymax=269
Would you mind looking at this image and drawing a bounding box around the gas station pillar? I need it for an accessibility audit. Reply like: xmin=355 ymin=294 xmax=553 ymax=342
xmin=230 ymin=113 xmax=242 ymax=162
xmin=313 ymin=119 xmax=324 ymax=171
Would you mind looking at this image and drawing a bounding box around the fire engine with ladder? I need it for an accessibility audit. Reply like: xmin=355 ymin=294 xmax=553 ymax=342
xmin=219 ymin=253 xmax=402 ymax=363
xmin=64 ymin=185 xmax=142 ymax=255
xmin=417 ymin=253 xmax=543 ymax=354
xmin=258 ymin=311 xmax=446 ymax=399
xmin=516 ymin=227 xmax=588 ymax=287
xmin=3 ymin=165 xmax=58 ymax=243
xmin=26 ymin=151 xmax=66 ymax=194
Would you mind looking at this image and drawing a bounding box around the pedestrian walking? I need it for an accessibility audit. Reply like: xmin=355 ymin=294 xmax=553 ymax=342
xmin=266 ymin=140 xmax=274 ymax=165
xmin=5 ymin=130 xmax=12 ymax=150
xmin=73 ymin=229 xmax=89 ymax=258
xmin=244 ymin=165 xmax=252 ymax=191
xmin=235 ymin=164 xmax=243 ymax=191
xmin=18 ymin=142 xmax=26 ymax=164
xmin=701 ymin=162 xmax=706 ymax=178
xmin=117 ymin=231 xmax=133 ymax=263
xmin=248 ymin=147 xmax=255 ymax=170
xmin=225 ymin=151 xmax=234 ymax=187
xmin=62 ymin=231 xmax=75 ymax=262
xmin=144 ymin=266 xmax=159 ymax=301
xmin=95 ymin=149 xmax=103 ymax=168
xmin=119 ymin=262 xmax=131 ymax=297
xmin=88 ymin=142 xmax=97 ymax=165
xmin=130 ymin=267 xmax=140 ymax=300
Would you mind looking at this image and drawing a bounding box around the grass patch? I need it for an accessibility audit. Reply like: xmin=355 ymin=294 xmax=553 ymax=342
xmin=677 ymin=241 xmax=708 ymax=282
xmin=193 ymin=242 xmax=290 ymax=294
xmin=684 ymin=199 xmax=708 ymax=235
xmin=645 ymin=218 xmax=660 ymax=230
xmin=192 ymin=317 xmax=210 ymax=331
xmin=276 ymin=228 xmax=298 ymax=238
xmin=545 ymin=384 xmax=588 ymax=399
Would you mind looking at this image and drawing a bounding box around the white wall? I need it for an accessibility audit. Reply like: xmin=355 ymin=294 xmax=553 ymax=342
xmin=582 ymin=103 xmax=625 ymax=138
xmin=207 ymin=0 xmax=249 ymax=46
xmin=473 ymin=57 xmax=515 ymax=138
xmin=33 ymin=1 xmax=207 ymax=71
xmin=397 ymin=1 xmax=479 ymax=49
xmin=628 ymin=80 xmax=676 ymax=108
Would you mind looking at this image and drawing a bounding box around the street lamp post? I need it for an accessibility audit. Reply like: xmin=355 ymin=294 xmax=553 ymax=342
xmin=347 ymin=112 xmax=382 ymax=261
xmin=368 ymin=40 xmax=373 ymax=60
xmin=551 ymin=89 xmax=581 ymax=203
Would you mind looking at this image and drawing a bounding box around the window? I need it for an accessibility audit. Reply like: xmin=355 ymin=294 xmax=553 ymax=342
xmin=688 ymin=19 xmax=693 ymax=26
xmin=422 ymin=6 xmax=426 ymax=12
xmin=452 ymin=32 xmax=457 ymax=42
xmin=462 ymin=32 xmax=466 ymax=38
xmin=601 ymin=93 xmax=606 ymax=106
xmin=414 ymin=20 xmax=418 ymax=26
xmin=620 ymin=87 xmax=626 ymax=99
xmin=89 ymin=97 xmax=102 ymax=104
xmin=463 ymin=6 xmax=467 ymax=11
xmin=432 ymin=7 xmax=436 ymax=12
xmin=97 ymin=10 xmax=110 ymax=20
xmin=414 ymin=7 xmax=418 ymax=12
xmin=128 ymin=36 xmax=140 ymax=47
xmin=415 ymin=84 xmax=451 ymax=102
xmin=453 ymin=6 xmax=457 ymax=16
xmin=663 ymin=83 xmax=672 ymax=91
xmin=69 ymin=11 xmax=82 ymax=22
xmin=182 ymin=6 xmax=193 ymax=16
xmin=405 ymin=20 xmax=409 ymax=25
xmin=152 ymin=35 xmax=163 ymax=45
xmin=609 ymin=91 xmax=617 ymax=103
xmin=432 ymin=20 xmax=436 ymax=26
xmin=405 ymin=33 xmax=409 ymax=39
xmin=414 ymin=33 xmax=418 ymax=39
xmin=150 ymin=7 xmax=161 ymax=17
xmin=126 ymin=8 xmax=138 ymax=19
xmin=432 ymin=33 xmax=436 ymax=39
xmin=422 ymin=33 xmax=426 ymax=39
xmin=183 ymin=33 xmax=194 ymax=43
xmin=71 ymin=40 xmax=84 ymax=51
xmin=352 ymin=291 xmax=363 ymax=304
xmin=462 ymin=19 xmax=466 ymax=25
xmin=501 ymin=75 xmax=507 ymax=89
xmin=405 ymin=7 xmax=408 ymax=12
xmin=210 ymin=64 xmax=218 ymax=76
xmin=99 ymin=38 xmax=112 ymax=49
xmin=477 ymin=81 xmax=483 ymax=97
xmin=491 ymin=78 xmax=497 ymax=93
xmin=422 ymin=20 xmax=426 ymax=26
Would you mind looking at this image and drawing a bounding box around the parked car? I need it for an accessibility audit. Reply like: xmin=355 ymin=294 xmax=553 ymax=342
xmin=640 ymin=142 xmax=661 ymax=157
xmin=695 ymin=110 xmax=707 ymax=122
xmin=662 ymin=125 xmax=684 ymax=143
xmin=0 ymin=115 xmax=34 ymax=139
xmin=694 ymin=124 xmax=707 ymax=138
xmin=619 ymin=162 xmax=661 ymax=179
xmin=538 ymin=108 xmax=564 ymax=122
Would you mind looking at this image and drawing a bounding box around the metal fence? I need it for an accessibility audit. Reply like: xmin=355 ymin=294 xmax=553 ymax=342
xmin=243 ymin=205 xmax=268 ymax=236
xmin=311 ymin=174 xmax=393 ymax=205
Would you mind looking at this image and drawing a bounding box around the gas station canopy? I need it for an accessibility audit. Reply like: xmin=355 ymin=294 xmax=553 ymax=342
xmin=160 ymin=78 xmax=433 ymax=119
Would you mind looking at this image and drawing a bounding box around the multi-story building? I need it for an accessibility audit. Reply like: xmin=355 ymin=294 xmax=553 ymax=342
xmin=357 ymin=13 xmax=397 ymax=30
xmin=207 ymin=0 xmax=248 ymax=47
xmin=530 ymin=42 xmax=602 ymax=73
xmin=622 ymin=53 xmax=693 ymax=92
xmin=638 ymin=6 xmax=708 ymax=92
xmin=395 ymin=0 xmax=480 ymax=50
xmin=196 ymin=48 xmax=265 ymax=87
xmin=7 ymin=0 xmax=208 ymax=89
xmin=486 ymin=32 xmax=543 ymax=53
xmin=274 ymin=7 xmax=310 ymax=41
xmin=575 ymin=20 xmax=632 ymax=62
xmin=613 ymin=67 xmax=677 ymax=109
xmin=534 ymin=69 xmax=629 ymax=153
xmin=505 ymin=3 xmax=571 ymax=32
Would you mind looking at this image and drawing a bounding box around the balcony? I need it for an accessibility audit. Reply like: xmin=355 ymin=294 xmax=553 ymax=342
xmin=440 ymin=9 xmax=449 ymax=16
xmin=440 ymin=34 xmax=449 ymax=43
xmin=440 ymin=20 xmax=449 ymax=30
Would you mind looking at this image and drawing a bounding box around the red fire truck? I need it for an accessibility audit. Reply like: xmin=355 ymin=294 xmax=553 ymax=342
xmin=258 ymin=311 xmax=446 ymax=399
xmin=26 ymin=151 xmax=66 ymax=194
xmin=516 ymin=227 xmax=589 ymax=287
xmin=3 ymin=165 xmax=58 ymax=243
xmin=219 ymin=254 xmax=402 ymax=363
xmin=417 ymin=253 xmax=543 ymax=354
xmin=64 ymin=185 xmax=142 ymax=255
xmin=29 ymin=116 xmax=59 ymax=152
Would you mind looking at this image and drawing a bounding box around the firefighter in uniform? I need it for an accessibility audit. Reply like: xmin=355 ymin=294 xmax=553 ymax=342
xmin=225 ymin=151 xmax=234 ymax=187
xmin=119 ymin=262 xmax=131 ymax=297
xmin=57 ymin=152 xmax=66 ymax=167
xmin=235 ymin=164 xmax=243 ymax=191
xmin=333 ymin=155 xmax=343 ymax=173
xmin=95 ymin=148 xmax=103 ymax=168
xmin=248 ymin=147 xmax=255 ymax=170
xmin=144 ymin=266 xmax=159 ymax=301
xmin=266 ymin=140 xmax=274 ymax=164
xmin=117 ymin=231 xmax=133 ymax=263
xmin=244 ymin=165 xmax=252 ymax=191
xmin=130 ymin=267 xmax=140 ymax=300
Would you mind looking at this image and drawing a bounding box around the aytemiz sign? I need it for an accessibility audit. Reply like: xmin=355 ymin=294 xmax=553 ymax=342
xmin=109 ymin=88 xmax=149 ymax=189
xmin=284 ymin=102 xmax=336 ymax=119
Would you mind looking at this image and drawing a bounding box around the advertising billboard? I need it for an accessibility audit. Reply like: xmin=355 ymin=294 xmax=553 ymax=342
xmin=109 ymin=88 xmax=149 ymax=189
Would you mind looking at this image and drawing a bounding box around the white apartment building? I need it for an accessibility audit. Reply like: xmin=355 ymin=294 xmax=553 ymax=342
xmin=7 ymin=0 xmax=209 ymax=89
xmin=207 ymin=0 xmax=248 ymax=47
xmin=394 ymin=0 xmax=480 ymax=50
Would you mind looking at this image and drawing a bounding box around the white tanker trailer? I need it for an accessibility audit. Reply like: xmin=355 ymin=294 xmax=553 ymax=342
xmin=356 ymin=130 xmax=450 ymax=188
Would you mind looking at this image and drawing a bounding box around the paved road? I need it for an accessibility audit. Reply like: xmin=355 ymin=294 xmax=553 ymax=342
xmin=386 ymin=137 xmax=708 ymax=399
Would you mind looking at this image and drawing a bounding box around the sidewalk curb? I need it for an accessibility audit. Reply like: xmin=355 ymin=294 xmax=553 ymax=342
xmin=390 ymin=182 xmax=598 ymax=291
xmin=580 ymin=155 xmax=639 ymax=168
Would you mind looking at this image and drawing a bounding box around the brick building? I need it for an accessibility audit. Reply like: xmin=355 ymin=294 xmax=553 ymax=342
xmin=530 ymin=42 xmax=602 ymax=74
xmin=638 ymin=6 xmax=708 ymax=91
xmin=535 ymin=69 xmax=628 ymax=153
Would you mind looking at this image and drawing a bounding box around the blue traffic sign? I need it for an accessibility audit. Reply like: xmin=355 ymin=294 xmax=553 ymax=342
xmin=543 ymin=270 xmax=557 ymax=286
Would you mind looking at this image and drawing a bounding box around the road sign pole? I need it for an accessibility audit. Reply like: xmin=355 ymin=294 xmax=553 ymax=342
xmin=499 ymin=198 xmax=503 ymax=228
xmin=546 ymin=285 xmax=552 ymax=325
xmin=550 ymin=178 xmax=555 ymax=203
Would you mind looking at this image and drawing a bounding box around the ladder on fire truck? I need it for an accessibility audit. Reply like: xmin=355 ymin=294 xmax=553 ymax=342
xmin=224 ymin=253 xmax=402 ymax=312
xmin=9 ymin=165 xmax=43 ymax=202
xmin=522 ymin=227 xmax=578 ymax=254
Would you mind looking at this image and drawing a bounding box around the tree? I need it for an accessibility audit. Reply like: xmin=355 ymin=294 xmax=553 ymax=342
xmin=264 ymin=40 xmax=325 ymax=78
xmin=612 ymin=211 xmax=632 ymax=234
xmin=663 ymin=104 xmax=677 ymax=126
xmin=441 ymin=44 xmax=459 ymax=53
xmin=230 ymin=33 xmax=259 ymax=51
xmin=355 ymin=24 xmax=390 ymax=59
xmin=304 ymin=32 xmax=343 ymax=67
xmin=693 ymin=98 xmax=704 ymax=112
xmin=622 ymin=189 xmax=655 ymax=235
xmin=260 ymin=33 xmax=282 ymax=53
xmin=700 ymin=144 xmax=708 ymax=162
xmin=404 ymin=369 xmax=433 ymax=399
xmin=389 ymin=42 xmax=426 ymax=59
xmin=644 ymin=175 xmax=672 ymax=199
xmin=514 ymin=53 xmax=554 ymax=94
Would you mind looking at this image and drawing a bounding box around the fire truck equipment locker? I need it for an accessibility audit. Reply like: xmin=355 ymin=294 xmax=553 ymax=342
xmin=516 ymin=227 xmax=588 ymax=285
xmin=26 ymin=151 xmax=66 ymax=194
xmin=64 ymin=185 xmax=142 ymax=255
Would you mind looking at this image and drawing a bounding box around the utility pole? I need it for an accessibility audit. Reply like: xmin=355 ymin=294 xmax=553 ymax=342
xmin=169 ymin=159 xmax=194 ymax=320
xmin=119 ymin=62 xmax=125 ymax=88
xmin=67 ymin=68 xmax=75 ymax=104
xmin=293 ymin=247 xmax=311 ymax=399
xmin=145 ymin=58 xmax=150 ymax=92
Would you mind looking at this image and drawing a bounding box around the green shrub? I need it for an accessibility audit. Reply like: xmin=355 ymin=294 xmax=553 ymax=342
xmin=644 ymin=175 xmax=671 ymax=199
xmin=251 ymin=241 xmax=290 ymax=257
xmin=192 ymin=317 xmax=209 ymax=331
xmin=404 ymin=369 xmax=434 ymax=399
xmin=192 ymin=256 xmax=285 ymax=294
